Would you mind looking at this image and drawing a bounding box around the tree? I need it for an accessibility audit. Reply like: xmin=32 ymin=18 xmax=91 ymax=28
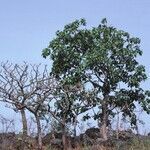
xmin=47 ymin=80 xmax=91 ymax=150
xmin=0 ymin=62 xmax=30 ymax=138
xmin=24 ymin=64 xmax=56 ymax=150
xmin=42 ymin=18 xmax=150 ymax=140
xmin=0 ymin=62 xmax=56 ymax=150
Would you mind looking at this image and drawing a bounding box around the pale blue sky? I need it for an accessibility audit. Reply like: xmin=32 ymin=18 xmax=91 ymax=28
xmin=0 ymin=0 xmax=150 ymax=133
xmin=0 ymin=0 xmax=150 ymax=64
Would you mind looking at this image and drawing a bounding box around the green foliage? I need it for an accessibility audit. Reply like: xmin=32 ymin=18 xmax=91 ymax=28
xmin=43 ymin=18 xmax=150 ymax=128
xmin=52 ymin=82 xmax=92 ymax=125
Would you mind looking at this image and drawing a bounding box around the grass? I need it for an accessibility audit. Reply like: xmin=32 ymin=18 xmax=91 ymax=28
xmin=45 ymin=137 xmax=150 ymax=150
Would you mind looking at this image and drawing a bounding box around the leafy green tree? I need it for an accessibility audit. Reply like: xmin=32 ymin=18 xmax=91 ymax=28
xmin=47 ymin=81 xmax=91 ymax=150
xmin=42 ymin=18 xmax=150 ymax=140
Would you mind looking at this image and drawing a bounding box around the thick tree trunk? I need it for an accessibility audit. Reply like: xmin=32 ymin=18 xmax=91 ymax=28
xmin=35 ymin=115 xmax=42 ymax=150
xmin=100 ymin=112 xmax=108 ymax=140
xmin=20 ymin=109 xmax=28 ymax=137
xmin=62 ymin=119 xmax=67 ymax=150
xmin=100 ymin=96 xmax=108 ymax=141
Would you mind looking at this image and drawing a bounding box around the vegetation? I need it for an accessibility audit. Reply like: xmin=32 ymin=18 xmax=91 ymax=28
xmin=43 ymin=18 xmax=150 ymax=145
xmin=0 ymin=18 xmax=149 ymax=150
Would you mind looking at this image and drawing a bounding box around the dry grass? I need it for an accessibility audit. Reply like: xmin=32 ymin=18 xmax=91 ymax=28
xmin=45 ymin=137 xmax=150 ymax=150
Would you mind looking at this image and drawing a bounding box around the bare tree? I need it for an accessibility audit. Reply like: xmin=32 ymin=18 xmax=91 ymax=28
xmin=25 ymin=65 xmax=56 ymax=150
xmin=0 ymin=62 xmax=56 ymax=150
xmin=0 ymin=62 xmax=31 ymax=138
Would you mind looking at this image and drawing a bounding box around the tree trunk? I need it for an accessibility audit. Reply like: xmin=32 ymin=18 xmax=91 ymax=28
xmin=100 ymin=96 xmax=108 ymax=141
xmin=20 ymin=109 xmax=28 ymax=150
xmin=62 ymin=119 xmax=67 ymax=150
xmin=73 ymin=117 xmax=78 ymax=148
xmin=73 ymin=116 xmax=77 ymax=137
xmin=35 ymin=115 xmax=42 ymax=150
xmin=100 ymin=114 xmax=107 ymax=140
xmin=116 ymin=111 xmax=120 ymax=140
xmin=20 ymin=109 xmax=28 ymax=137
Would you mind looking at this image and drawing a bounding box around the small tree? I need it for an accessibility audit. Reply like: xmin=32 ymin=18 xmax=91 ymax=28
xmin=42 ymin=18 xmax=150 ymax=140
xmin=0 ymin=114 xmax=15 ymax=133
xmin=47 ymin=81 xmax=91 ymax=150
xmin=25 ymin=64 xmax=56 ymax=150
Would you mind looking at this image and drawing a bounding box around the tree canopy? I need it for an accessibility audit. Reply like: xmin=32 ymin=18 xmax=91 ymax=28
xmin=43 ymin=18 xmax=150 ymax=140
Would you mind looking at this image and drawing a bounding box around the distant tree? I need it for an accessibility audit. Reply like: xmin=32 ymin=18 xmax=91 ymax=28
xmin=0 ymin=114 xmax=15 ymax=133
xmin=42 ymin=18 xmax=150 ymax=140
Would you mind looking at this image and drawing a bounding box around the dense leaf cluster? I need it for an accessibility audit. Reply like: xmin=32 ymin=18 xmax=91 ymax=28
xmin=42 ymin=18 xmax=150 ymax=130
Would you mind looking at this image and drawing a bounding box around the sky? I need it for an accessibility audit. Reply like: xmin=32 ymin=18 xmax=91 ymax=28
xmin=0 ymin=0 xmax=150 ymax=133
